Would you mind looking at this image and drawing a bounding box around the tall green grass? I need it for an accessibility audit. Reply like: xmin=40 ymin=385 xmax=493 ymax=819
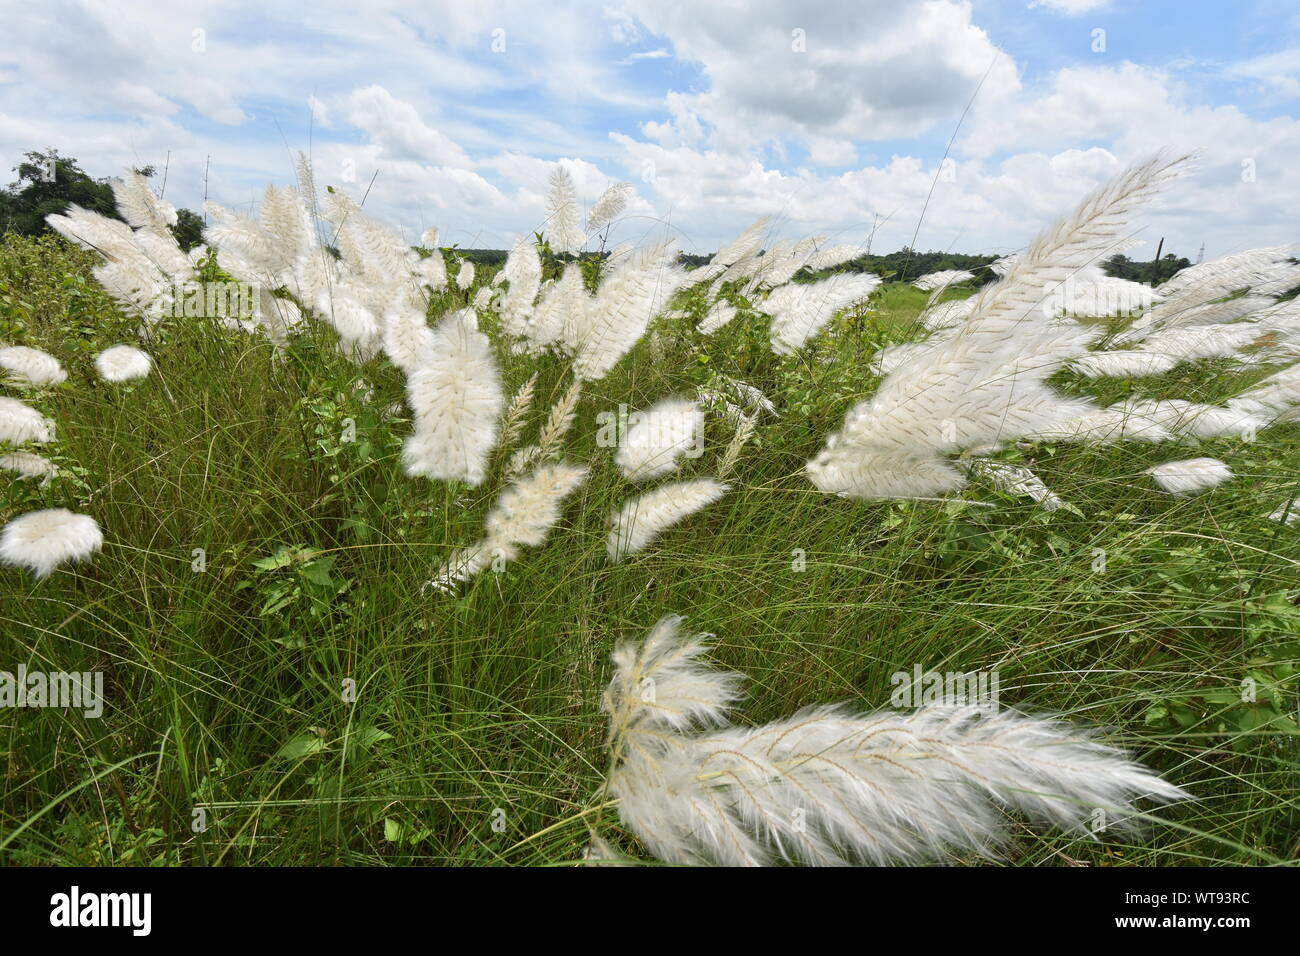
xmin=1 ymin=235 xmax=1296 ymax=865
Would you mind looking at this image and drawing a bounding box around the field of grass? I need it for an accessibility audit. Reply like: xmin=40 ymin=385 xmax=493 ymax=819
xmin=0 ymin=232 xmax=1297 ymax=866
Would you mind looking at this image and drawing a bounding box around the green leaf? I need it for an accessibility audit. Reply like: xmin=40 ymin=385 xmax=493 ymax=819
xmin=300 ymin=555 xmax=336 ymax=587
xmin=274 ymin=734 xmax=325 ymax=760
xmin=350 ymin=725 xmax=393 ymax=751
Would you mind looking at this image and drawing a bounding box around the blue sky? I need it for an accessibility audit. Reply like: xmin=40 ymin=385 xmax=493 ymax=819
xmin=2 ymin=0 xmax=1298 ymax=256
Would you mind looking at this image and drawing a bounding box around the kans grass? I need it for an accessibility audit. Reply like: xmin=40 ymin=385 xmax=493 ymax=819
xmin=0 ymin=231 xmax=1297 ymax=866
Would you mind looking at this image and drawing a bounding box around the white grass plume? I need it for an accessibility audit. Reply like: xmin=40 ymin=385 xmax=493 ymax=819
xmin=965 ymin=459 xmax=1063 ymax=510
xmin=717 ymin=412 xmax=757 ymax=479
xmin=1069 ymin=350 xmax=1178 ymax=378
xmin=545 ymin=167 xmax=584 ymax=255
xmin=614 ymin=398 xmax=704 ymax=482
xmin=696 ymin=301 xmax=738 ymax=335
xmin=430 ymin=462 xmax=588 ymax=591
xmin=1227 ymin=363 xmax=1300 ymax=419
xmin=912 ymin=269 xmax=973 ymax=292
xmin=95 ymin=344 xmax=152 ymax=382
xmin=765 ymin=273 xmax=880 ymax=355
xmin=607 ymin=478 xmax=729 ymax=561
xmin=455 ymin=260 xmax=475 ymax=291
xmin=571 ymin=240 xmax=685 ymax=380
xmin=809 ymin=153 xmax=1190 ymax=500
xmin=1146 ymin=457 xmax=1233 ymax=495
xmin=499 ymin=237 xmax=543 ymax=338
xmin=0 ymin=508 xmax=103 ymax=578
xmin=727 ymin=380 xmax=778 ymax=418
xmin=110 ymin=171 xmax=177 ymax=238
xmin=1124 ymin=398 xmax=1264 ymax=439
xmin=509 ymin=378 xmax=584 ymax=480
xmin=600 ymin=616 xmax=1188 ymax=866
xmin=401 ymin=308 xmax=503 ymax=486
xmin=0 ymin=346 xmax=66 ymax=388
xmin=1031 ymin=405 xmax=1174 ymax=444
xmin=586 ymin=182 xmax=632 ymax=234
xmin=484 ymin=461 xmax=589 ymax=550
xmin=919 ymin=297 xmax=976 ymax=331
xmin=499 ymin=372 xmax=539 ymax=450
xmin=526 ymin=262 xmax=588 ymax=354
xmin=0 ymin=451 xmax=57 ymax=485
xmin=693 ymin=217 xmax=770 ymax=284
xmin=381 ymin=303 xmax=435 ymax=374
xmin=0 ymin=397 xmax=55 ymax=445
xmin=1137 ymin=322 xmax=1265 ymax=361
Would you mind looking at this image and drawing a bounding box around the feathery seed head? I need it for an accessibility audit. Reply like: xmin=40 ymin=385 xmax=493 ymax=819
xmin=0 ymin=508 xmax=103 ymax=579
xmin=95 ymin=345 xmax=152 ymax=382
xmin=0 ymin=346 xmax=67 ymax=388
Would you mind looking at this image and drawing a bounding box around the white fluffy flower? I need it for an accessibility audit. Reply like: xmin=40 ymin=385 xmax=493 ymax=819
xmin=95 ymin=345 xmax=152 ymax=382
xmin=765 ymin=273 xmax=880 ymax=355
xmin=0 ymin=346 xmax=67 ymax=388
xmin=401 ymin=309 xmax=503 ymax=486
xmin=1068 ymin=351 xmax=1178 ymax=378
xmin=0 ymin=451 xmax=57 ymax=485
xmin=455 ymin=260 xmax=475 ymax=291
xmin=912 ymin=269 xmax=973 ymax=292
xmin=571 ymin=240 xmax=686 ymax=380
xmin=614 ymin=398 xmax=704 ymax=482
xmin=429 ymin=462 xmax=589 ymax=592
xmin=545 ymin=166 xmax=584 ymax=255
xmin=599 ymin=616 xmax=1188 ymax=867
xmin=1146 ymin=457 xmax=1233 ymax=495
xmin=608 ymin=478 xmax=729 ymax=561
xmin=0 ymin=396 xmax=55 ymax=445
xmin=966 ymin=459 xmax=1063 ymax=510
xmin=0 ymin=508 xmax=103 ymax=578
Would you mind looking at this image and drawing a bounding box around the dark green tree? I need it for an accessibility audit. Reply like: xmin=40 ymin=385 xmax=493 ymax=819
xmin=171 ymin=207 xmax=205 ymax=251
xmin=0 ymin=149 xmax=120 ymax=236
xmin=1103 ymin=252 xmax=1191 ymax=286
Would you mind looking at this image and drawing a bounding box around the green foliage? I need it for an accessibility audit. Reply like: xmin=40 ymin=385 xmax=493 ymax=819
xmin=0 ymin=150 xmax=120 ymax=237
xmin=171 ymin=208 xmax=205 ymax=251
xmin=1104 ymin=251 xmax=1194 ymax=286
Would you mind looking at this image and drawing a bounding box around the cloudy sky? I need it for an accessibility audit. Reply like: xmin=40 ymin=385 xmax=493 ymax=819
xmin=2 ymin=0 xmax=1298 ymax=258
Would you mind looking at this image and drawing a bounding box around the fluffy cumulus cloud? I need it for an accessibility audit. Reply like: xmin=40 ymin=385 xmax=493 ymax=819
xmin=0 ymin=0 xmax=1295 ymax=256
xmin=623 ymin=0 xmax=1019 ymax=152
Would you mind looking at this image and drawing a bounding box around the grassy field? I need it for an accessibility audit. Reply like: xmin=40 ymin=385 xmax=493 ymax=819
xmin=0 ymin=232 xmax=1297 ymax=866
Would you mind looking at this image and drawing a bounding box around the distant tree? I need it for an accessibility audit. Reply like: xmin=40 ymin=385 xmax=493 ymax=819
xmin=171 ymin=207 xmax=205 ymax=251
xmin=0 ymin=149 xmax=120 ymax=236
xmin=1103 ymin=252 xmax=1190 ymax=286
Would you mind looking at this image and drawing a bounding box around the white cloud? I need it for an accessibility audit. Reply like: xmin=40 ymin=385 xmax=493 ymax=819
xmin=1027 ymin=0 xmax=1111 ymax=13
xmin=1227 ymin=47 xmax=1300 ymax=98
xmin=344 ymin=86 xmax=474 ymax=168
xmin=0 ymin=0 xmax=1293 ymax=261
xmin=619 ymin=0 xmax=1019 ymax=154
